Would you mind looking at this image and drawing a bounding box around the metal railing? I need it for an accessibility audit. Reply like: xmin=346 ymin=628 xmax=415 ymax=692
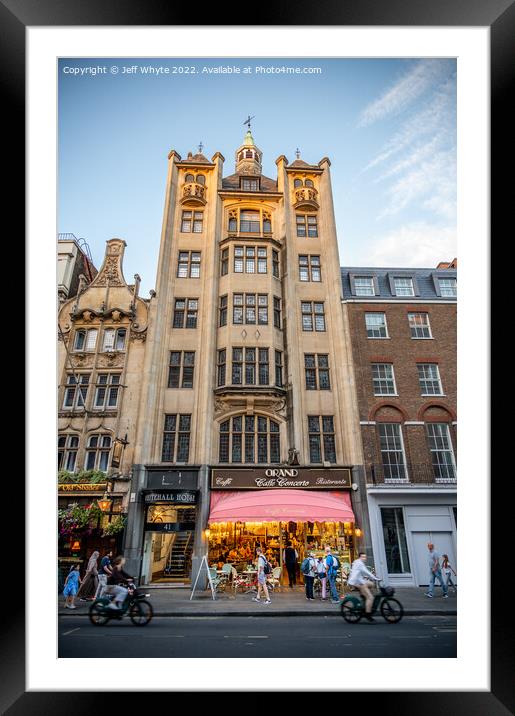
xmin=367 ymin=462 xmax=457 ymax=485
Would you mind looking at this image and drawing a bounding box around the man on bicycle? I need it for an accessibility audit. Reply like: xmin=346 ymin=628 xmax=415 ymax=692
xmin=347 ymin=552 xmax=381 ymax=622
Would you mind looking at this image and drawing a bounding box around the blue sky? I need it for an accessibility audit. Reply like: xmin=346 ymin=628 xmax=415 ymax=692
xmin=58 ymin=58 xmax=456 ymax=296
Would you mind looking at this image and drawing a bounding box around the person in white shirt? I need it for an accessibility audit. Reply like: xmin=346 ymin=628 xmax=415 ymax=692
xmin=347 ymin=552 xmax=381 ymax=621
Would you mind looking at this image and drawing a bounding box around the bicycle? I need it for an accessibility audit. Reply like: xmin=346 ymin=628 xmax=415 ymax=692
xmin=340 ymin=580 xmax=404 ymax=623
xmin=89 ymin=581 xmax=154 ymax=626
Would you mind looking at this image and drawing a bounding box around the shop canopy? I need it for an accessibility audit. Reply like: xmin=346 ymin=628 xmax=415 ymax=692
xmin=208 ymin=489 xmax=355 ymax=524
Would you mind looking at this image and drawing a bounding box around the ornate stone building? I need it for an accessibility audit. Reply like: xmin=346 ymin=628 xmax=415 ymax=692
xmin=125 ymin=131 xmax=367 ymax=584
xmin=57 ymin=239 xmax=149 ymax=567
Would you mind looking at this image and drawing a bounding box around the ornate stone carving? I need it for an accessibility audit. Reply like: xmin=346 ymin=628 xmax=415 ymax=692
xmin=82 ymin=310 xmax=93 ymax=323
xmin=98 ymin=352 xmax=125 ymax=368
xmin=111 ymin=310 xmax=122 ymax=323
xmin=130 ymin=328 xmax=147 ymax=342
xmin=94 ymin=256 xmax=124 ymax=287
xmin=73 ymin=353 xmax=94 ymax=368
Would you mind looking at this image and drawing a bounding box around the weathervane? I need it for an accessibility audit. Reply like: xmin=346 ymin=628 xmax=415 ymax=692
xmin=243 ymin=115 xmax=255 ymax=130
xmin=295 ymin=147 xmax=301 ymax=159
xmin=198 ymin=141 xmax=204 ymax=153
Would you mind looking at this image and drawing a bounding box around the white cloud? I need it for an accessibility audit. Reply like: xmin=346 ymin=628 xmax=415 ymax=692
xmin=378 ymin=148 xmax=456 ymax=219
xmin=358 ymin=60 xmax=448 ymax=128
xmin=363 ymin=222 xmax=457 ymax=267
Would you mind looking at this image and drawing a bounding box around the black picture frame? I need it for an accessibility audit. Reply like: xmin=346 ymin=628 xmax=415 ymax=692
xmin=8 ymin=0 xmax=506 ymax=711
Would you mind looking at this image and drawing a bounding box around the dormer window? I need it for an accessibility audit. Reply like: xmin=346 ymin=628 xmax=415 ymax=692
xmin=393 ymin=277 xmax=414 ymax=297
xmin=354 ymin=277 xmax=375 ymax=296
xmin=241 ymin=177 xmax=259 ymax=192
xmin=439 ymin=277 xmax=457 ymax=297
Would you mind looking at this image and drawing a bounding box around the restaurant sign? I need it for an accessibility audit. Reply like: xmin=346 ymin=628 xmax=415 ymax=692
xmin=211 ymin=468 xmax=352 ymax=490
xmin=142 ymin=489 xmax=198 ymax=504
xmin=59 ymin=483 xmax=108 ymax=492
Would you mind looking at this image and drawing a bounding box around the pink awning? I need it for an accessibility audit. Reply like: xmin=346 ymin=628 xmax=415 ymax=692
xmin=208 ymin=489 xmax=355 ymax=523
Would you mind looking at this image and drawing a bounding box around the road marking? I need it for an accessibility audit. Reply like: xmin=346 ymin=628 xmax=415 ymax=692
xmin=308 ymin=635 xmax=352 ymax=639
xmin=62 ymin=628 xmax=80 ymax=636
xmin=224 ymin=635 xmax=269 ymax=639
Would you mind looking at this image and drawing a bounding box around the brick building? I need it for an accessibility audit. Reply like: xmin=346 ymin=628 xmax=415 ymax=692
xmin=341 ymin=265 xmax=457 ymax=586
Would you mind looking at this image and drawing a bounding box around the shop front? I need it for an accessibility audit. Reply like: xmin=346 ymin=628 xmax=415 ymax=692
xmin=140 ymin=488 xmax=199 ymax=584
xmin=58 ymin=483 xmax=125 ymax=588
xmin=366 ymin=487 xmax=457 ymax=587
xmin=207 ymin=467 xmax=361 ymax=582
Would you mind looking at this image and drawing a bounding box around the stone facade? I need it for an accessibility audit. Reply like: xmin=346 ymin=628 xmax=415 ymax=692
xmin=125 ymin=132 xmax=366 ymax=580
xmin=58 ymin=239 xmax=149 ymax=561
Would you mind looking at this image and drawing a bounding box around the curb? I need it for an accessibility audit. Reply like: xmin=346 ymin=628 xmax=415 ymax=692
xmin=59 ymin=609 xmax=456 ymax=618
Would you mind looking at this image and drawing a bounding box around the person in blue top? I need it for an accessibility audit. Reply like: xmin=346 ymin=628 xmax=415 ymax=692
xmin=324 ymin=545 xmax=341 ymax=604
xmin=63 ymin=564 xmax=82 ymax=609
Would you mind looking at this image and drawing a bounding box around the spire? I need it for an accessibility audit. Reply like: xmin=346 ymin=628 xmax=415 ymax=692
xmin=235 ymin=121 xmax=262 ymax=176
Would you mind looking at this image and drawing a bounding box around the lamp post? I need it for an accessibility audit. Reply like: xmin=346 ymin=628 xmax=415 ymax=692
xmin=97 ymin=493 xmax=112 ymax=513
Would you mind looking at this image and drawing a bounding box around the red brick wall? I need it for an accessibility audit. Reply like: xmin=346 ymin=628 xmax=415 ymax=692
xmin=346 ymin=301 xmax=457 ymax=483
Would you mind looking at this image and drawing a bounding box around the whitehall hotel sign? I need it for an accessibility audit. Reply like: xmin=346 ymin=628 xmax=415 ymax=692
xmin=211 ymin=467 xmax=352 ymax=490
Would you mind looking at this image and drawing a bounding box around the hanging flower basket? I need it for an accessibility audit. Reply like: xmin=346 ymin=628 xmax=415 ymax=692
xmin=101 ymin=515 xmax=127 ymax=537
xmin=58 ymin=502 xmax=103 ymax=536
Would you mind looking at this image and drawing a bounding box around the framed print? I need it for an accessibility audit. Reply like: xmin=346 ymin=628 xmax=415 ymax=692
xmin=8 ymin=0 xmax=509 ymax=711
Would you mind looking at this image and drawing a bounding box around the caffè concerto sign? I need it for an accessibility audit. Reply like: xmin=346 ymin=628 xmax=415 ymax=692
xmin=211 ymin=467 xmax=352 ymax=490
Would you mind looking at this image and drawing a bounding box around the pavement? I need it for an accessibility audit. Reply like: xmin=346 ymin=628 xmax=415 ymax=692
xmin=59 ymin=584 xmax=456 ymax=617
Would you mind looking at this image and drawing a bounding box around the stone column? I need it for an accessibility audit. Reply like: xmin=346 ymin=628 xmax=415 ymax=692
xmin=350 ymin=465 xmax=374 ymax=567
xmin=190 ymin=464 xmax=210 ymax=589
xmin=122 ymin=463 xmax=147 ymax=579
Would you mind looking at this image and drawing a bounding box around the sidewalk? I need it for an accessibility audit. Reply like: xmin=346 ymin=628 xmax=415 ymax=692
xmin=59 ymin=585 xmax=456 ymax=617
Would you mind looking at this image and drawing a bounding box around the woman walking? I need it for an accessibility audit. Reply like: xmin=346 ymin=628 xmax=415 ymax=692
xmin=77 ymin=550 xmax=99 ymax=601
xmin=441 ymin=554 xmax=457 ymax=592
xmin=63 ymin=564 xmax=81 ymax=609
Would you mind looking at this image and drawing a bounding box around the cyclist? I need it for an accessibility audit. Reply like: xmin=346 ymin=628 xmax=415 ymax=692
xmin=105 ymin=556 xmax=134 ymax=610
xmin=347 ymin=552 xmax=381 ymax=622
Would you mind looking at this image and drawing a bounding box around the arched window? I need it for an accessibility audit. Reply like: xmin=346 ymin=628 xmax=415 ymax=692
xmin=102 ymin=328 xmax=126 ymax=352
xmin=74 ymin=328 xmax=97 ymax=352
xmin=85 ymin=434 xmax=112 ymax=472
xmin=58 ymin=434 xmax=79 ymax=472
xmin=294 ymin=178 xmax=303 ymax=188
xmin=185 ymin=174 xmax=195 ymax=183
xmin=305 ymin=179 xmax=314 ymax=188
xmin=196 ymin=174 xmax=205 ymax=185
xmin=219 ymin=415 xmax=280 ymax=464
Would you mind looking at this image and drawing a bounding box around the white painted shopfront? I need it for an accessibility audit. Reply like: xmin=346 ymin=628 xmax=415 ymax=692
xmin=367 ymin=487 xmax=457 ymax=587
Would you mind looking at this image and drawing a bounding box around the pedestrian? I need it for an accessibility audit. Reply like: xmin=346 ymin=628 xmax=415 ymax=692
xmin=94 ymin=549 xmax=113 ymax=599
xmin=252 ymin=547 xmax=271 ymax=604
xmin=283 ymin=541 xmax=298 ymax=588
xmin=425 ymin=543 xmax=448 ymax=598
xmin=301 ymin=550 xmax=317 ymax=601
xmin=347 ymin=552 xmax=382 ymax=622
xmin=316 ymin=556 xmax=327 ymax=600
xmin=63 ymin=564 xmax=81 ymax=609
xmin=324 ymin=544 xmax=341 ymax=604
xmin=441 ymin=554 xmax=457 ymax=592
xmin=77 ymin=550 xmax=99 ymax=601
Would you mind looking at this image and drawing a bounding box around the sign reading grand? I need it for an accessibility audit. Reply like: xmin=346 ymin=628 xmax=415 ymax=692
xmin=211 ymin=467 xmax=352 ymax=490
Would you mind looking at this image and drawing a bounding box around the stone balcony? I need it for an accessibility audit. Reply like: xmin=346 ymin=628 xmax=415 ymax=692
xmin=293 ymin=187 xmax=319 ymax=210
xmin=180 ymin=182 xmax=207 ymax=206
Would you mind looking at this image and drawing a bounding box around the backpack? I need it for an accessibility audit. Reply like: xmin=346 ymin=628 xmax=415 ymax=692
xmin=301 ymin=557 xmax=312 ymax=576
xmin=260 ymin=555 xmax=272 ymax=575
xmin=326 ymin=554 xmax=339 ymax=574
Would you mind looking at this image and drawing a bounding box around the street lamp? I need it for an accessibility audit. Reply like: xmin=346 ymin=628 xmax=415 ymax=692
xmin=97 ymin=493 xmax=112 ymax=513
